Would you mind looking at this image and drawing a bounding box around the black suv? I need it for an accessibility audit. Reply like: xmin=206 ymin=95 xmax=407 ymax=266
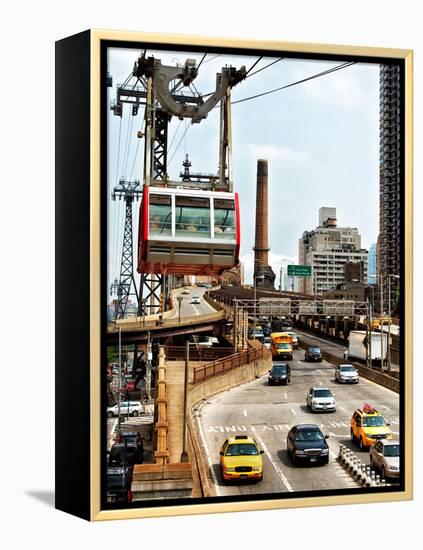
xmin=304 ymin=346 xmax=322 ymax=362
xmin=268 ymin=363 xmax=291 ymax=385
xmin=108 ymin=437 xmax=144 ymax=467
xmin=106 ymin=466 xmax=133 ymax=504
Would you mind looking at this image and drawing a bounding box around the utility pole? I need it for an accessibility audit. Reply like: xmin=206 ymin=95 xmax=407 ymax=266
xmin=380 ymin=275 xmax=384 ymax=370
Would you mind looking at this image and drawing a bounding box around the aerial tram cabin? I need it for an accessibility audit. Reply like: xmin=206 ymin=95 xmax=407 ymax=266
xmin=137 ymin=187 xmax=240 ymax=276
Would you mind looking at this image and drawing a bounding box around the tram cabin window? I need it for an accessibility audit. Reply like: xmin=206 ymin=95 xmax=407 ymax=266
xmin=149 ymin=195 xmax=172 ymax=236
xmin=175 ymin=196 xmax=211 ymax=238
xmin=214 ymin=198 xmax=235 ymax=238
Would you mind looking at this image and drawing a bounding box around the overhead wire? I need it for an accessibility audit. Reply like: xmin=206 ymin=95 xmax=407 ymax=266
xmin=245 ymin=56 xmax=263 ymax=76
xmin=232 ymin=61 xmax=357 ymax=105
xmin=245 ymin=57 xmax=284 ymax=79
xmin=168 ymin=121 xmax=192 ymax=168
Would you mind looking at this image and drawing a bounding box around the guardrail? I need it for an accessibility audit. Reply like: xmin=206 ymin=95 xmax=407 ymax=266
xmin=193 ymin=345 xmax=268 ymax=384
xmin=165 ymin=346 xmax=233 ymax=361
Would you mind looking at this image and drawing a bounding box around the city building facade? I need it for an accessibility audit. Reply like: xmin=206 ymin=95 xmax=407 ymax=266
xmin=378 ymin=64 xmax=401 ymax=311
xmin=298 ymin=207 xmax=368 ymax=296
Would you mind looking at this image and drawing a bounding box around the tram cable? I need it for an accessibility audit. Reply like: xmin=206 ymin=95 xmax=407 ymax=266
xmin=232 ymin=61 xmax=357 ymax=105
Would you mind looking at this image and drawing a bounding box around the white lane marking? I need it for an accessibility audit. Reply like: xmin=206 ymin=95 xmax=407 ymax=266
xmin=243 ymin=410 xmax=248 ymax=417
xmin=196 ymin=402 xmax=221 ymax=496
xmin=340 ymin=407 xmax=347 ymax=414
xmin=290 ymin=408 xmax=297 ymax=416
xmin=284 ymin=392 xmax=288 ymax=399
xmin=191 ymin=304 xmax=200 ymax=315
xmin=381 ymin=405 xmax=391 ymax=411
xmin=254 ymin=433 xmax=294 ymax=492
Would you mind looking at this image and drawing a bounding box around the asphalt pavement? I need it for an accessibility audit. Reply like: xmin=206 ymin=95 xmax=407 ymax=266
xmin=194 ymin=346 xmax=400 ymax=497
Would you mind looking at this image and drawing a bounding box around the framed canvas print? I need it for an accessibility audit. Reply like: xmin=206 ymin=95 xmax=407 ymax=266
xmin=55 ymin=30 xmax=413 ymax=521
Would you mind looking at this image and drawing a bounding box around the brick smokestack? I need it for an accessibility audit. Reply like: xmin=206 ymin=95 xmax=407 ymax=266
xmin=253 ymin=159 xmax=275 ymax=288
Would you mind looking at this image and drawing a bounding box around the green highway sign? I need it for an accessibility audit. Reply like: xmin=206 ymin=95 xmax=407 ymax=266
xmin=287 ymin=264 xmax=312 ymax=277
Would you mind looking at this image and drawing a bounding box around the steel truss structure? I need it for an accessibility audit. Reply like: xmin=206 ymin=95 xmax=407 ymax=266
xmin=111 ymin=53 xmax=246 ymax=315
xmin=110 ymin=179 xmax=142 ymax=319
xmin=232 ymin=298 xmax=370 ymax=318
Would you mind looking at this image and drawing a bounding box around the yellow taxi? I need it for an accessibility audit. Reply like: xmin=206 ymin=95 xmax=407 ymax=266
xmin=350 ymin=403 xmax=392 ymax=450
xmin=219 ymin=435 xmax=263 ymax=481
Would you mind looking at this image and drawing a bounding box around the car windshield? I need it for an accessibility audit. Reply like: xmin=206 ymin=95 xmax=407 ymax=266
xmin=363 ymin=416 xmax=386 ymax=427
xmin=384 ymin=444 xmax=400 ymax=457
xmin=277 ymin=343 xmax=291 ymax=349
xmin=271 ymin=366 xmax=287 ymax=375
xmin=309 ymin=347 xmax=320 ymax=352
xmin=295 ymin=429 xmax=324 ymax=442
xmin=313 ymin=389 xmax=332 ymax=397
xmin=340 ymin=366 xmax=356 ymax=372
xmin=225 ymin=443 xmax=258 ymax=456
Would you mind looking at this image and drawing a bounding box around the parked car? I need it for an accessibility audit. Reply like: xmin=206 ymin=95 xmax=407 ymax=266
xmin=191 ymin=295 xmax=201 ymax=304
xmin=264 ymin=336 xmax=271 ymax=350
xmin=219 ymin=435 xmax=264 ymax=482
xmin=268 ymin=363 xmax=291 ymax=385
xmin=307 ymin=387 xmax=336 ymax=412
xmin=115 ymin=431 xmax=144 ymax=462
xmin=182 ymin=287 xmax=190 ymax=294
xmin=335 ymin=364 xmax=359 ymax=383
xmin=108 ymin=439 xmax=143 ymax=467
xmin=369 ymin=440 xmax=400 ymax=480
xmin=106 ymin=466 xmax=133 ymax=504
xmin=351 ymin=403 xmax=391 ymax=450
xmin=304 ymin=346 xmax=322 ymax=362
xmin=286 ymin=424 xmax=330 ymax=465
xmin=107 ymin=401 xmax=143 ymax=418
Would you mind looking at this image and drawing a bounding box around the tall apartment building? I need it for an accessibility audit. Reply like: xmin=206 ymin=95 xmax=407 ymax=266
xmin=378 ymin=64 xmax=401 ymax=310
xmin=298 ymin=207 xmax=368 ymax=296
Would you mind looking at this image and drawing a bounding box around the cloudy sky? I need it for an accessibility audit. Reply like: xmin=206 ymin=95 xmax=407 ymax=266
xmin=107 ymin=46 xmax=379 ymax=288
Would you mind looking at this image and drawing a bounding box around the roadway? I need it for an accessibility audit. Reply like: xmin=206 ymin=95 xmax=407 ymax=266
xmin=194 ymin=347 xmax=400 ymax=497
xmin=169 ymin=286 xmax=217 ymax=319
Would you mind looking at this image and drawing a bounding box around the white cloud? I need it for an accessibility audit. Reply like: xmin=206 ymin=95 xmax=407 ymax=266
xmin=241 ymin=251 xmax=296 ymax=286
xmin=247 ymin=143 xmax=311 ymax=163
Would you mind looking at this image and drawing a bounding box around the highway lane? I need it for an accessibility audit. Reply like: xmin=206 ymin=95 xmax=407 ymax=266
xmin=169 ymin=286 xmax=216 ymax=319
xmin=194 ymin=347 xmax=400 ymax=497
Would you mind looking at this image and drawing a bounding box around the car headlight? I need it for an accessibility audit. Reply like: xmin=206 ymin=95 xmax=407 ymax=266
xmin=321 ymin=448 xmax=329 ymax=455
xmin=252 ymin=466 xmax=262 ymax=471
xmin=295 ymin=450 xmax=306 ymax=455
xmin=365 ymin=433 xmax=375 ymax=439
xmin=224 ymin=467 xmax=235 ymax=472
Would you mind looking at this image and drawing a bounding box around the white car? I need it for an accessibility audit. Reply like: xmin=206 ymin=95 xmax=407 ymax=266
xmin=107 ymin=401 xmax=143 ymax=418
xmin=335 ymin=364 xmax=359 ymax=383
xmin=307 ymin=387 xmax=336 ymax=412
xmin=191 ymin=295 xmax=201 ymax=304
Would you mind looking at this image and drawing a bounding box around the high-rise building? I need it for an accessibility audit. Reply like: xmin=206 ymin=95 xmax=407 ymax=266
xmin=368 ymin=243 xmax=377 ymax=285
xmin=298 ymin=207 xmax=368 ymax=296
xmin=378 ymin=64 xmax=401 ymax=310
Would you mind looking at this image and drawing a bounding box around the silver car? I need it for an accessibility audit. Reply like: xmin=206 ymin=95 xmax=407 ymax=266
xmin=307 ymin=387 xmax=336 ymax=412
xmin=335 ymin=364 xmax=359 ymax=383
xmin=369 ymin=440 xmax=400 ymax=480
xmin=107 ymin=401 xmax=143 ymax=418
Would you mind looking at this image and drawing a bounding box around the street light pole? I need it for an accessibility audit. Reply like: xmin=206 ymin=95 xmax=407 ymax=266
xmin=388 ymin=274 xmax=400 ymax=373
xmin=181 ymin=339 xmax=189 ymax=463
xmin=379 ymin=275 xmax=384 ymax=370
xmin=117 ymin=327 xmax=122 ymax=433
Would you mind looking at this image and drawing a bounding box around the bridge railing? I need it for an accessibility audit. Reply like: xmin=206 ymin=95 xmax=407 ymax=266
xmin=193 ymin=345 xmax=268 ymax=384
xmin=165 ymin=346 xmax=233 ymax=362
